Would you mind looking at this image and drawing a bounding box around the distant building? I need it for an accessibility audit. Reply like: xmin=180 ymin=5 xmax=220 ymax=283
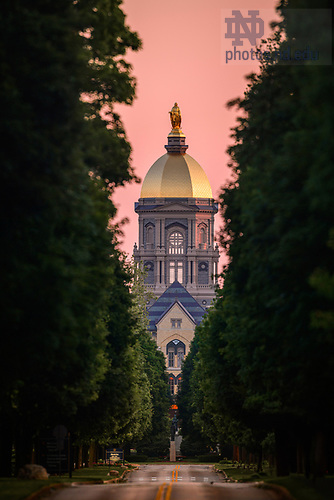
xmin=134 ymin=104 xmax=219 ymax=395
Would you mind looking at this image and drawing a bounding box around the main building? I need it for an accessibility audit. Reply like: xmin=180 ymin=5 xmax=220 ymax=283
xmin=134 ymin=103 xmax=219 ymax=395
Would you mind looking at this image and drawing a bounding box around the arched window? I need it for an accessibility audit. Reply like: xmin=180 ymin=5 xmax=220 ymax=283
xmin=200 ymin=227 xmax=206 ymax=244
xmin=168 ymin=231 xmax=184 ymax=255
xmin=146 ymin=225 xmax=154 ymax=249
xmin=169 ymin=376 xmax=175 ymax=395
xmin=168 ymin=348 xmax=175 ymax=368
xmin=166 ymin=340 xmax=185 ymax=369
xmin=147 ymin=226 xmax=153 ymax=243
xmin=177 ymin=347 xmax=184 ymax=368
xmin=198 ymin=224 xmax=207 ymax=249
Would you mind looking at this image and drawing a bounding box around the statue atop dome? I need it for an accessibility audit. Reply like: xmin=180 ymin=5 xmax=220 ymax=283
xmin=169 ymin=102 xmax=181 ymax=130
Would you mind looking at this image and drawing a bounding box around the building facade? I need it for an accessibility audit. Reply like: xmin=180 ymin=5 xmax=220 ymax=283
xmin=134 ymin=104 xmax=219 ymax=394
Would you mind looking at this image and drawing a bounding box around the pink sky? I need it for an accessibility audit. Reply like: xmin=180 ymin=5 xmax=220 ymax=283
xmin=113 ymin=0 xmax=279 ymax=266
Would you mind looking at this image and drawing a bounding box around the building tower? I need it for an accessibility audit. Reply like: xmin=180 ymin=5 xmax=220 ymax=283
xmin=134 ymin=103 xmax=219 ymax=394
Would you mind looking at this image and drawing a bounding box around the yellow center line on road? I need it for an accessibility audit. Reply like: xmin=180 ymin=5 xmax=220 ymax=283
xmin=165 ymin=483 xmax=173 ymax=500
xmin=155 ymin=482 xmax=166 ymax=500
xmin=171 ymin=464 xmax=179 ymax=482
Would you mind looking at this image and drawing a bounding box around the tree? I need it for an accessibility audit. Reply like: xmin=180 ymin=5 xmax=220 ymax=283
xmin=178 ymin=0 xmax=334 ymax=477
xmin=0 ymin=0 xmax=141 ymax=475
xmin=177 ymin=333 xmax=214 ymax=457
xmin=72 ymin=261 xmax=170 ymax=458
xmin=130 ymin=262 xmax=171 ymax=457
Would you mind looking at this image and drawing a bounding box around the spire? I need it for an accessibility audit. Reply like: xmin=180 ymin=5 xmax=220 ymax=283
xmin=165 ymin=102 xmax=188 ymax=154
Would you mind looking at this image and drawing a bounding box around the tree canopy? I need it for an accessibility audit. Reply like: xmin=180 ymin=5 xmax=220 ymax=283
xmin=178 ymin=0 xmax=334 ymax=477
xmin=0 ymin=0 xmax=142 ymax=475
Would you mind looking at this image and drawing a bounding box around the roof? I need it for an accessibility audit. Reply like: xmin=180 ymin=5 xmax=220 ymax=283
xmin=147 ymin=281 xmax=206 ymax=331
xmin=140 ymin=153 xmax=212 ymax=198
xmin=155 ymin=299 xmax=197 ymax=326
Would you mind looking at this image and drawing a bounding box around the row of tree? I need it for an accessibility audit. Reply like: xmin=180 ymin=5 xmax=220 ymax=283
xmin=178 ymin=0 xmax=334 ymax=477
xmin=0 ymin=0 xmax=169 ymax=476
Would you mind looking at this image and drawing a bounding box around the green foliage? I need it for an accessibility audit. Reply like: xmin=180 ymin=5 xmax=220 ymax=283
xmin=177 ymin=331 xmax=217 ymax=455
xmin=195 ymin=454 xmax=220 ymax=463
xmin=128 ymin=454 xmax=148 ymax=463
xmin=180 ymin=437 xmax=210 ymax=458
xmin=178 ymin=0 xmax=334 ymax=477
xmin=130 ymin=262 xmax=170 ymax=456
xmin=0 ymin=0 xmax=141 ymax=475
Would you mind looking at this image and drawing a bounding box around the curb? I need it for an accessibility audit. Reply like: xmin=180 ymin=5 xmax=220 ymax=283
xmin=213 ymin=465 xmax=228 ymax=479
xmin=103 ymin=467 xmax=134 ymax=484
xmin=25 ymin=466 xmax=137 ymax=499
xmin=256 ymin=482 xmax=296 ymax=500
xmin=25 ymin=482 xmax=69 ymax=500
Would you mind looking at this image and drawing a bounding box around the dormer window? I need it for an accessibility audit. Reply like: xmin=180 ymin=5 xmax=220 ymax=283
xmin=171 ymin=318 xmax=182 ymax=329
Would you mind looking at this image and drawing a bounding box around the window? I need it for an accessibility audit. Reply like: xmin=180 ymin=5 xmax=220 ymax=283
xmin=169 ymin=377 xmax=175 ymax=395
xmin=144 ymin=261 xmax=154 ymax=284
xmin=177 ymin=375 xmax=182 ymax=390
xmin=146 ymin=226 xmax=154 ymax=246
xmin=168 ymin=350 xmax=174 ymax=368
xmin=166 ymin=340 xmax=186 ymax=369
xmin=198 ymin=261 xmax=209 ymax=285
xmin=168 ymin=231 xmax=184 ymax=255
xmin=200 ymin=227 xmax=207 ymax=244
xmin=198 ymin=224 xmax=207 ymax=249
xmin=177 ymin=348 xmax=184 ymax=368
xmin=171 ymin=318 xmax=182 ymax=329
xmin=169 ymin=261 xmax=183 ymax=283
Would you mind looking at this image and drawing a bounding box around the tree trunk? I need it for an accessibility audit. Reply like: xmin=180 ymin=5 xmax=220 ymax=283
xmin=15 ymin=428 xmax=33 ymax=474
xmin=0 ymin=422 xmax=13 ymax=476
xmin=296 ymin=442 xmax=304 ymax=474
xmin=83 ymin=445 xmax=89 ymax=467
xmin=313 ymin=430 xmax=327 ymax=478
xmin=275 ymin=426 xmax=294 ymax=476
xmin=77 ymin=445 xmax=83 ymax=468
xmin=257 ymin=446 xmax=263 ymax=472
xmin=88 ymin=441 xmax=96 ymax=467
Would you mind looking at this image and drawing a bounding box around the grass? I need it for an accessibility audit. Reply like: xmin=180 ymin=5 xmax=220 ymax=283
xmin=215 ymin=463 xmax=273 ymax=482
xmin=215 ymin=463 xmax=334 ymax=500
xmin=263 ymin=475 xmax=334 ymax=500
xmin=0 ymin=464 xmax=133 ymax=500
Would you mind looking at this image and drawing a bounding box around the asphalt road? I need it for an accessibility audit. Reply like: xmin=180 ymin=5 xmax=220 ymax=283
xmin=127 ymin=463 xmax=221 ymax=484
xmin=50 ymin=464 xmax=281 ymax=500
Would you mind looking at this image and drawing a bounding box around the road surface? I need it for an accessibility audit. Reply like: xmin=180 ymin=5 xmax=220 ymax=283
xmin=50 ymin=464 xmax=283 ymax=500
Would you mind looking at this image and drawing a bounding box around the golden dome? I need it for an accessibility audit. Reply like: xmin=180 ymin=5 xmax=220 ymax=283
xmin=140 ymin=153 xmax=212 ymax=198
